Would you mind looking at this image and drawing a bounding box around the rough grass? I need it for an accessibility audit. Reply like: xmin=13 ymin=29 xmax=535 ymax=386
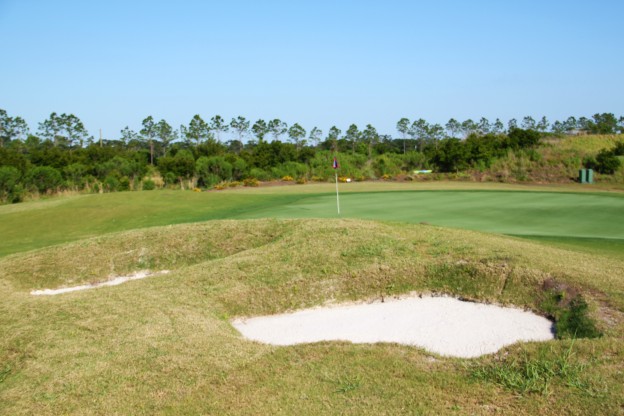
xmin=1 ymin=218 xmax=623 ymax=415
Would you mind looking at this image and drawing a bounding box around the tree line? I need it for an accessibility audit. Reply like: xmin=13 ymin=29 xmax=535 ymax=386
xmin=0 ymin=109 xmax=622 ymax=203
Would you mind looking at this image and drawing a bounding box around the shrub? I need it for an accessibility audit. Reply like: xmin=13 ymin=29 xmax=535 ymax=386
xmin=119 ymin=176 xmax=130 ymax=191
xmin=248 ymin=168 xmax=272 ymax=181
xmin=295 ymin=177 xmax=306 ymax=184
xmin=584 ymin=149 xmax=621 ymax=174
xmin=282 ymin=175 xmax=294 ymax=182
xmin=0 ymin=166 xmax=21 ymax=202
xmin=142 ymin=179 xmax=156 ymax=190
xmin=243 ymin=178 xmax=259 ymax=187
xmin=103 ymin=175 xmax=120 ymax=192
xmin=26 ymin=166 xmax=63 ymax=194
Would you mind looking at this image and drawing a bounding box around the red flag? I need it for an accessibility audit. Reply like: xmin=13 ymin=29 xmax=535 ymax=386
xmin=332 ymin=157 xmax=339 ymax=169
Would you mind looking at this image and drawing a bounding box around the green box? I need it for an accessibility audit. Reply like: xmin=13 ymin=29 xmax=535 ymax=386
xmin=579 ymin=169 xmax=586 ymax=183
xmin=586 ymin=169 xmax=593 ymax=184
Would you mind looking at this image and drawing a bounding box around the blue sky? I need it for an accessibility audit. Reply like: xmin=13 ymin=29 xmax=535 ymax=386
xmin=1 ymin=0 xmax=622 ymax=141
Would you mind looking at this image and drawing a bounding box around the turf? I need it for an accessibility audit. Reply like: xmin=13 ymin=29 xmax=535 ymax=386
xmin=1 ymin=184 xmax=623 ymax=258
xmin=1 ymin=219 xmax=623 ymax=415
xmin=239 ymin=190 xmax=624 ymax=240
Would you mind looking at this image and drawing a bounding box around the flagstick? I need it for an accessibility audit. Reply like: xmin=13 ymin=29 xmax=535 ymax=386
xmin=335 ymin=172 xmax=340 ymax=215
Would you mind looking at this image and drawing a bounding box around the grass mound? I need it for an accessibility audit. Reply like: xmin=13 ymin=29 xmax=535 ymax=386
xmin=1 ymin=218 xmax=623 ymax=414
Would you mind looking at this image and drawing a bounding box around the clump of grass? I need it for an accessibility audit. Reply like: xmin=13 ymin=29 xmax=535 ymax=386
xmin=541 ymin=279 xmax=602 ymax=339
xmin=470 ymin=342 xmax=590 ymax=395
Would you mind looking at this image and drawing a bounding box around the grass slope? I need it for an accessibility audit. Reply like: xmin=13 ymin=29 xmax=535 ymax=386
xmin=1 ymin=219 xmax=623 ymax=415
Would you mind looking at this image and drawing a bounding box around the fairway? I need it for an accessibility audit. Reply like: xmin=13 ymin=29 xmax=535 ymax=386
xmin=1 ymin=185 xmax=623 ymax=258
xmin=240 ymin=190 xmax=624 ymax=240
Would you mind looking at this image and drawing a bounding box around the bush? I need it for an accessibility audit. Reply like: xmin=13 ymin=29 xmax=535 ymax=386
xmin=584 ymin=149 xmax=621 ymax=174
xmin=243 ymin=178 xmax=259 ymax=187
xmin=248 ymin=168 xmax=272 ymax=181
xmin=119 ymin=176 xmax=130 ymax=191
xmin=26 ymin=166 xmax=63 ymax=194
xmin=103 ymin=175 xmax=120 ymax=192
xmin=0 ymin=166 xmax=21 ymax=202
xmin=142 ymin=179 xmax=156 ymax=190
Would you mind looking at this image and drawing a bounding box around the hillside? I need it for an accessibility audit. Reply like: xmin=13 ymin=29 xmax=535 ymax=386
xmin=1 ymin=218 xmax=623 ymax=415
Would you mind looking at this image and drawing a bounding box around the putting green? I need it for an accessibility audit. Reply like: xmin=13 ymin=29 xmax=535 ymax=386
xmin=239 ymin=191 xmax=624 ymax=240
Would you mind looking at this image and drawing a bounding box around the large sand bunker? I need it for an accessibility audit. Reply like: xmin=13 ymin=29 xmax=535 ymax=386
xmin=232 ymin=295 xmax=555 ymax=358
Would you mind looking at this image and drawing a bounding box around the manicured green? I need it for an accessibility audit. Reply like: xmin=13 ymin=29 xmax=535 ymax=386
xmin=1 ymin=184 xmax=623 ymax=258
xmin=240 ymin=190 xmax=624 ymax=240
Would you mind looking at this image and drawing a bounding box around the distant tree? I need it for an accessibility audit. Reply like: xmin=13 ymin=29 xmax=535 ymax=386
xmin=521 ymin=116 xmax=536 ymax=130
xmin=38 ymin=112 xmax=64 ymax=146
xmin=57 ymin=113 xmax=88 ymax=148
xmin=492 ymin=118 xmax=505 ymax=134
xmin=251 ymin=119 xmax=269 ymax=143
xmin=0 ymin=109 xmax=29 ymax=147
xmin=327 ymin=126 xmax=341 ymax=152
xmin=268 ymin=119 xmax=288 ymax=142
xmin=460 ymin=119 xmax=477 ymax=138
xmin=429 ymin=123 xmax=445 ymax=148
xmin=140 ymin=116 xmax=156 ymax=165
xmin=288 ymin=123 xmax=306 ymax=150
xmin=308 ymin=126 xmax=323 ymax=147
xmin=155 ymin=119 xmax=175 ymax=155
xmin=230 ymin=116 xmax=250 ymax=142
xmin=507 ymin=118 xmax=518 ymax=131
xmin=477 ymin=117 xmax=491 ymax=135
xmin=577 ymin=117 xmax=591 ymax=132
xmin=551 ymin=121 xmax=566 ymax=135
xmin=209 ymin=115 xmax=229 ymax=142
xmin=618 ymin=116 xmax=624 ymax=134
xmin=120 ymin=126 xmax=138 ymax=148
xmin=186 ymin=115 xmax=211 ymax=147
xmin=345 ymin=124 xmax=360 ymax=153
xmin=410 ymin=119 xmax=429 ymax=150
xmin=396 ymin=117 xmax=411 ymax=153
xmin=362 ymin=124 xmax=379 ymax=159
xmin=445 ymin=118 xmax=461 ymax=138
xmin=564 ymin=116 xmax=578 ymax=132
xmin=589 ymin=113 xmax=618 ymax=134
xmin=536 ymin=116 xmax=549 ymax=133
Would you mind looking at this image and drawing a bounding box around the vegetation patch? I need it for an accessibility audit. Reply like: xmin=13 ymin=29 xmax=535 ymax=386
xmin=541 ymin=279 xmax=602 ymax=339
xmin=470 ymin=342 xmax=594 ymax=396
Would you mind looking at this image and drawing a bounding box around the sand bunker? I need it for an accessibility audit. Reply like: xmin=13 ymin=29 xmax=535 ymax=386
xmin=232 ymin=295 xmax=554 ymax=358
xmin=30 ymin=270 xmax=170 ymax=296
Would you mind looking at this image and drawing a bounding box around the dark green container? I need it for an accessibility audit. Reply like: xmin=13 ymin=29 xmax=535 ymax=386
xmin=586 ymin=169 xmax=593 ymax=184
xmin=579 ymin=169 xmax=586 ymax=183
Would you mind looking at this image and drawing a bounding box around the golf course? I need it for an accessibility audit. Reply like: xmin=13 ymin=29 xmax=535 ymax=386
xmin=1 ymin=182 xmax=623 ymax=415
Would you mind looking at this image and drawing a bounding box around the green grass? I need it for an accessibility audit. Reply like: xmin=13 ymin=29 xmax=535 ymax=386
xmin=1 ymin=183 xmax=623 ymax=414
xmin=1 ymin=218 xmax=623 ymax=415
xmin=1 ymin=183 xmax=623 ymax=257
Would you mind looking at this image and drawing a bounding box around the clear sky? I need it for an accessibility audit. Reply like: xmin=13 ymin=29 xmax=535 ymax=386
xmin=1 ymin=0 xmax=623 ymax=141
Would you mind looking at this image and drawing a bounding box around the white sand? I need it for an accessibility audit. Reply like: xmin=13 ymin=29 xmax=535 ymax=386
xmin=30 ymin=270 xmax=170 ymax=296
xmin=232 ymin=295 xmax=555 ymax=358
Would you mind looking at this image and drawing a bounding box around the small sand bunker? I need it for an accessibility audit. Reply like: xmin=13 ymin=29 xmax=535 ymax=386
xmin=232 ymin=295 xmax=554 ymax=358
xmin=30 ymin=270 xmax=170 ymax=296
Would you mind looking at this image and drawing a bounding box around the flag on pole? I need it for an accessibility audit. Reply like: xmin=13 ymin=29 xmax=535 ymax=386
xmin=332 ymin=157 xmax=339 ymax=169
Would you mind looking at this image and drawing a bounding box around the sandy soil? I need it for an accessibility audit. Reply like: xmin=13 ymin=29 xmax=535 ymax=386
xmin=232 ymin=295 xmax=555 ymax=358
xmin=30 ymin=270 xmax=170 ymax=295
